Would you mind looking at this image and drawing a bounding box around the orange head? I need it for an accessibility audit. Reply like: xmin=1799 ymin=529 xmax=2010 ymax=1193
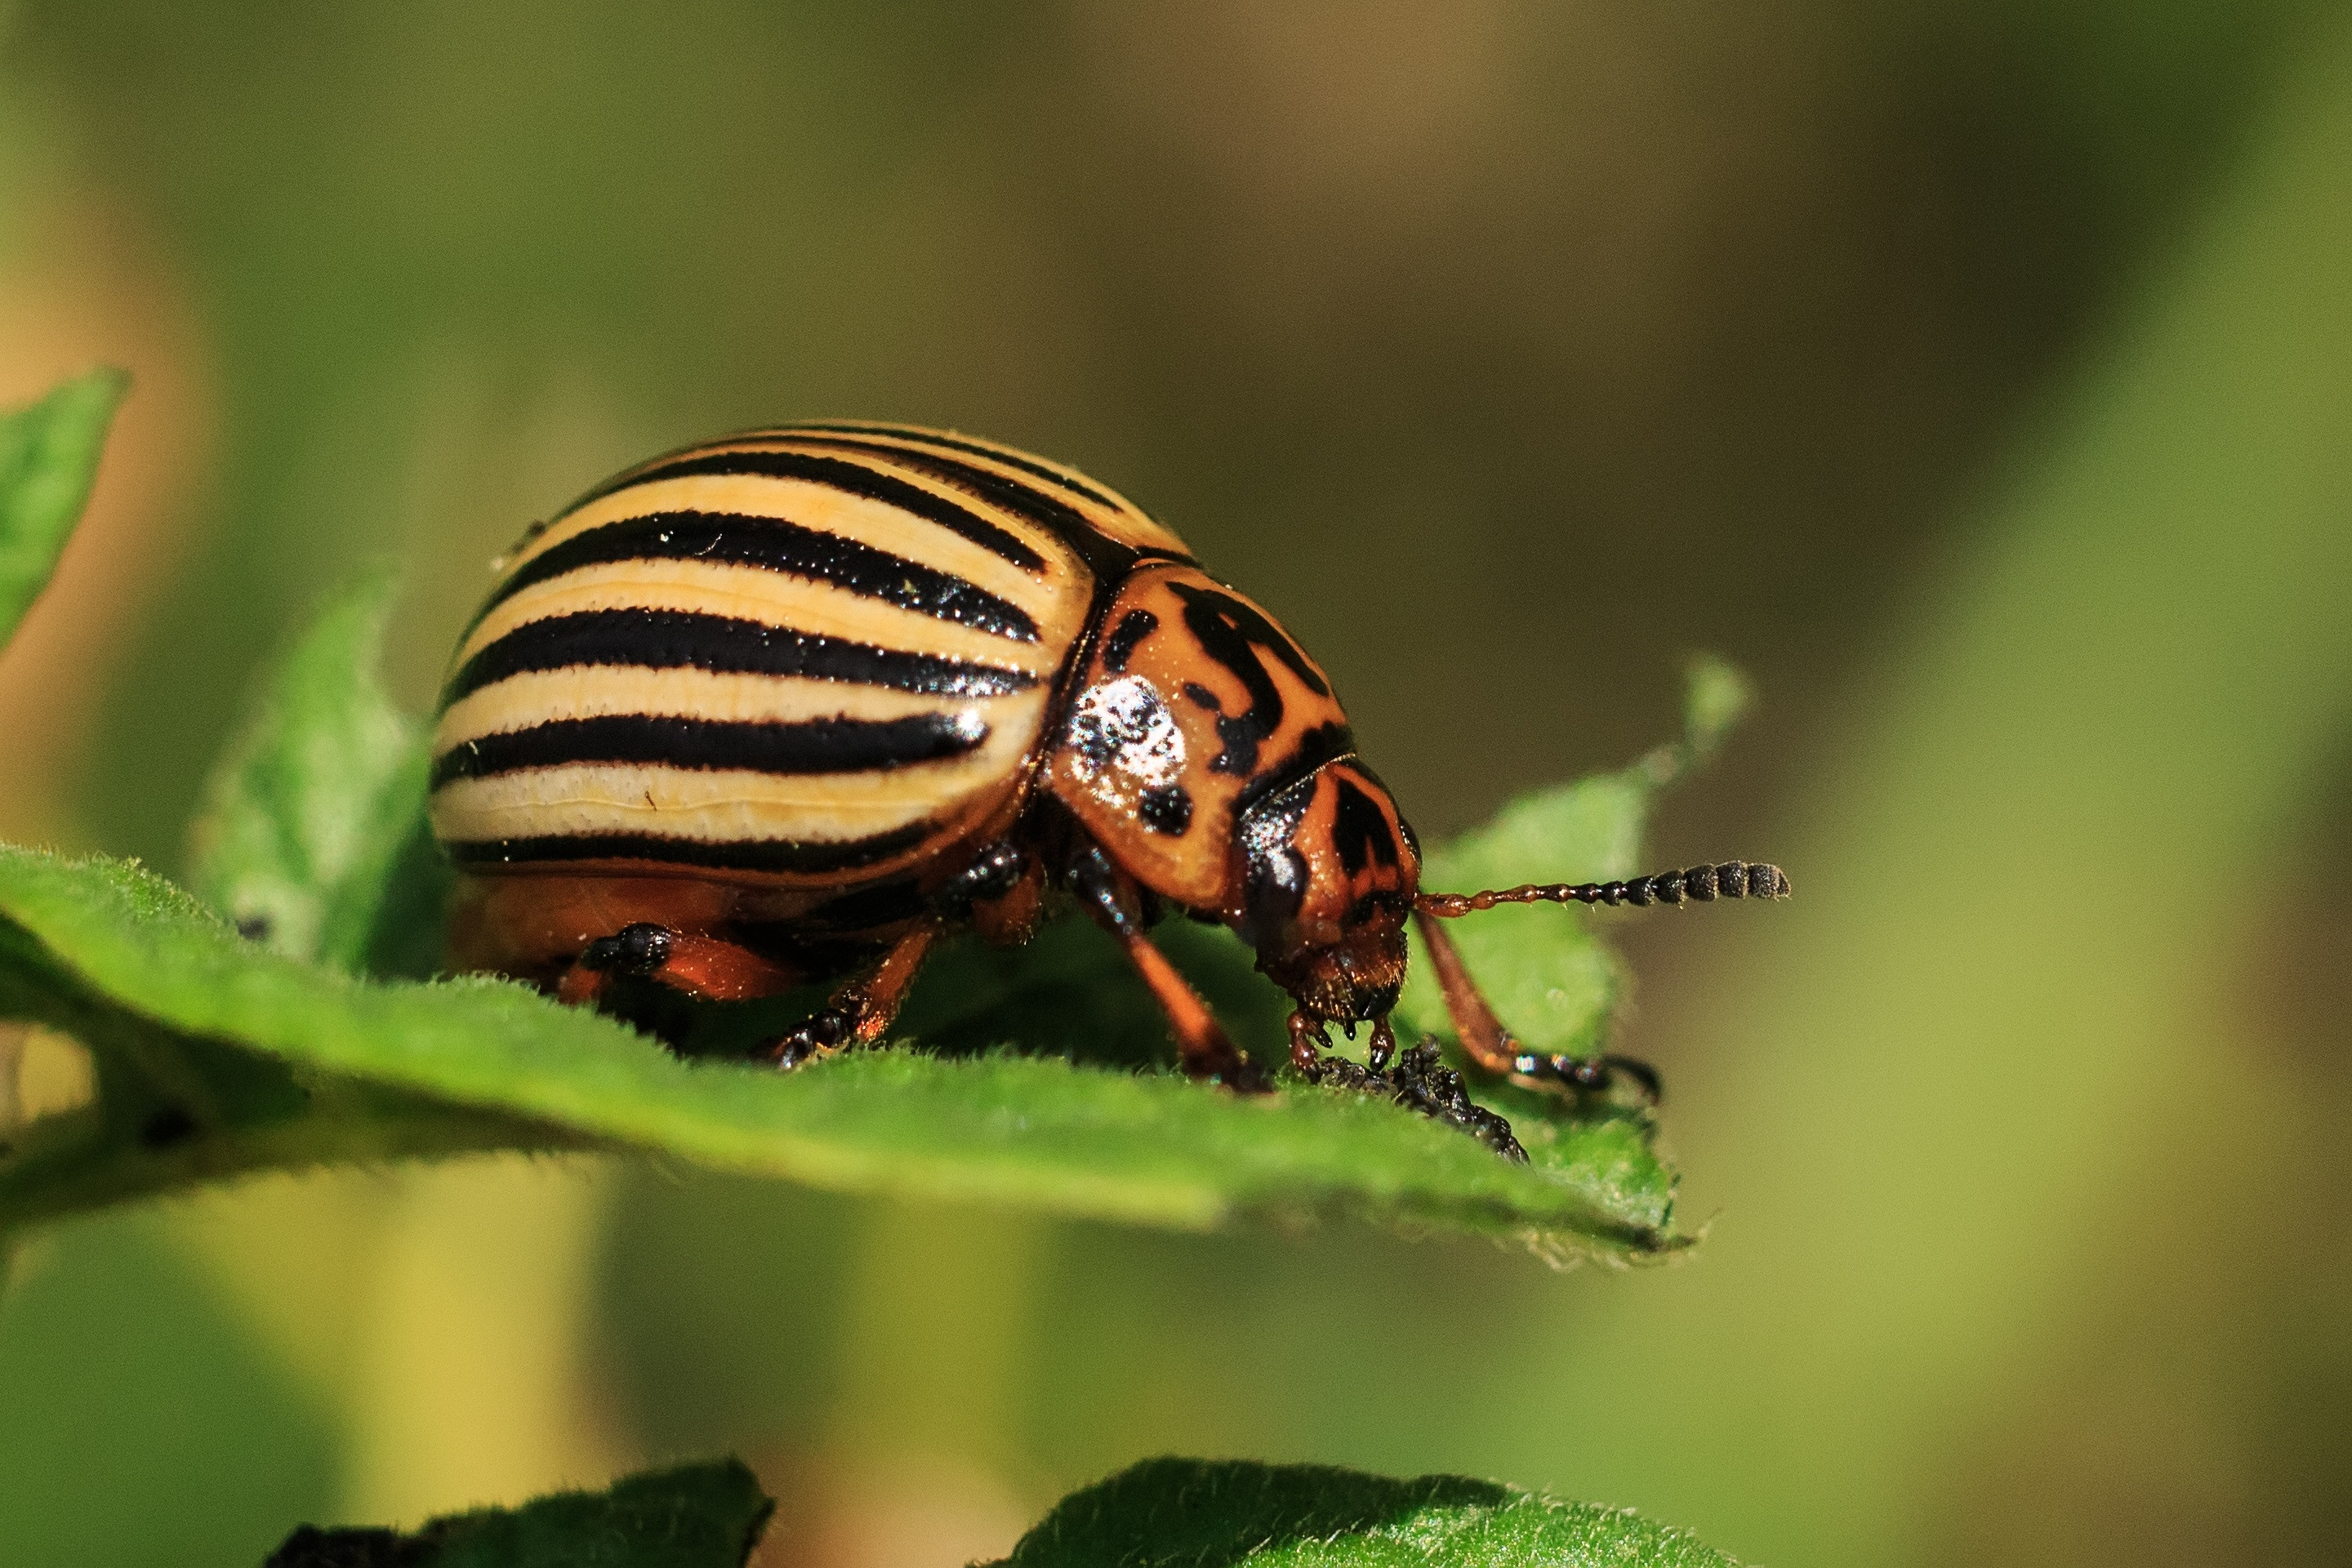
xmin=1228 ymin=759 xmax=1421 ymax=1022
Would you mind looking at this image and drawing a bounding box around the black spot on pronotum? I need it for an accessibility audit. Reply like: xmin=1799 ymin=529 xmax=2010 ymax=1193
xmin=1102 ymin=608 xmax=1157 ymax=673
xmin=1164 ymin=581 xmax=1328 ymax=777
xmin=235 ymin=914 xmax=272 ymax=942
xmin=1330 ymin=774 xmax=1401 ymax=877
xmin=140 ymin=1105 xmax=199 ymax=1149
xmin=1138 ymin=785 xmax=1194 ymax=835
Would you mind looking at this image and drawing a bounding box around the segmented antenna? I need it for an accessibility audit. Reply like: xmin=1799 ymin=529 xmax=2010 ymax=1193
xmin=1416 ymin=860 xmax=1789 ymax=919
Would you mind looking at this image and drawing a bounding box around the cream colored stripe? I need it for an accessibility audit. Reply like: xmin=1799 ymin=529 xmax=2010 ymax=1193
xmin=451 ymin=559 xmax=1066 ymax=676
xmin=429 ymin=737 xmax=1028 ymax=846
xmin=523 ymin=467 xmax=1073 ymax=608
xmin=433 ymin=668 xmax=1044 ymax=754
xmin=767 ymin=429 xmax=1196 ymax=559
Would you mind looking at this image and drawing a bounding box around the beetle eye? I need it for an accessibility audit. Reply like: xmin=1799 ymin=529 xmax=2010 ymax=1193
xmin=1240 ymin=845 xmax=1308 ymax=945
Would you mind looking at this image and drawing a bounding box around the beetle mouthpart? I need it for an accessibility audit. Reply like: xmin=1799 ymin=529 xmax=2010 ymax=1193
xmin=1262 ymin=917 xmax=1407 ymax=1024
xmin=1414 ymin=860 xmax=1789 ymax=919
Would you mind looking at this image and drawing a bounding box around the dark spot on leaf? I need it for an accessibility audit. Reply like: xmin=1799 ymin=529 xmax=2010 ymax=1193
xmin=236 ymin=913 xmax=273 ymax=942
xmin=139 ymin=1105 xmax=198 ymax=1148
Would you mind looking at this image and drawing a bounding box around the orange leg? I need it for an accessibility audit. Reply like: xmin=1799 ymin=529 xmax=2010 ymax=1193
xmin=1071 ymin=848 xmax=1263 ymax=1090
xmin=556 ymin=923 xmax=803 ymax=1009
xmin=763 ymin=919 xmax=942 ymax=1069
xmin=1411 ymin=910 xmax=1663 ymax=1103
xmin=1411 ymin=911 xmax=1519 ymax=1074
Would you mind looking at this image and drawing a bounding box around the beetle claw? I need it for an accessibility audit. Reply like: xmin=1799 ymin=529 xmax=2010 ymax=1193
xmin=766 ymin=1004 xmax=857 ymax=1070
xmin=1507 ymin=1049 xmax=1664 ymax=1107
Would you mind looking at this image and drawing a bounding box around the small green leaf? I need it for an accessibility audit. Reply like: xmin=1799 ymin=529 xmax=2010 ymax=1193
xmin=0 ymin=368 xmax=128 ymax=651
xmin=990 ymin=1457 xmax=1745 ymax=1568
xmin=263 ymin=1459 xmax=773 ymax=1568
xmin=187 ymin=567 xmax=448 ymax=973
xmin=1393 ymin=657 xmax=1753 ymax=1059
xmin=1675 ymin=653 xmax=1754 ymax=766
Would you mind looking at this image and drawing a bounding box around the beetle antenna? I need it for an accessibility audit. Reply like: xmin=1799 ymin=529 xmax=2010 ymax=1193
xmin=1416 ymin=860 xmax=1789 ymax=918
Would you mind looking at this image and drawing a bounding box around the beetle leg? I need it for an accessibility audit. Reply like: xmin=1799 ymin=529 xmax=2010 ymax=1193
xmin=1410 ymin=912 xmax=1517 ymax=1073
xmin=1411 ymin=910 xmax=1663 ymax=1105
xmin=941 ymin=838 xmax=1046 ymax=947
xmin=1071 ymin=848 xmax=1265 ymax=1091
xmin=559 ymin=922 xmax=801 ymax=1007
xmin=764 ymin=919 xmax=942 ymax=1070
xmin=1287 ymin=1009 xmax=1330 ymax=1075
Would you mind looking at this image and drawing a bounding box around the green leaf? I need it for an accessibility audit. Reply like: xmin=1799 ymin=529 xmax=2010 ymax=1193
xmin=263 ymin=1459 xmax=773 ymax=1568
xmin=0 ymin=843 xmax=1678 ymax=1258
xmin=0 ymin=368 xmax=128 ymax=651
xmin=187 ymin=567 xmax=449 ymax=974
xmin=2 ymin=529 xmax=1751 ymax=1259
xmin=990 ymin=1457 xmax=1745 ymax=1568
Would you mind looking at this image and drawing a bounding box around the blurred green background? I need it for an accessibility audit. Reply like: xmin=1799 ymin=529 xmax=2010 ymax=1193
xmin=2 ymin=2 xmax=2350 ymax=1564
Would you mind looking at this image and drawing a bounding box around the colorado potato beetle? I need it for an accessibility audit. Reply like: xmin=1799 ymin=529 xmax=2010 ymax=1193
xmin=429 ymin=423 xmax=1785 ymax=1156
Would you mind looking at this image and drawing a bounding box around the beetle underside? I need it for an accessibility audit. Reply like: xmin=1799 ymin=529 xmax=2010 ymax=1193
xmin=449 ymin=792 xmax=1786 ymax=1161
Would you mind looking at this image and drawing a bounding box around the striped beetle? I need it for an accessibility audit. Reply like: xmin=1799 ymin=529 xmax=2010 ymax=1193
xmin=430 ymin=424 xmax=1785 ymax=1155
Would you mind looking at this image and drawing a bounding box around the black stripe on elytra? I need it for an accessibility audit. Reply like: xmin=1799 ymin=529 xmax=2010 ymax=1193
xmin=568 ymin=449 xmax=1049 ymax=573
xmin=430 ymin=710 xmax=988 ymax=788
xmin=780 ymin=423 xmax=1131 ymax=513
xmin=442 ymin=820 xmax=937 ymax=875
xmin=479 ymin=510 xmax=1038 ymax=642
xmin=782 ymin=435 xmax=1175 ymax=584
xmin=443 ymin=609 xmax=1038 ymax=705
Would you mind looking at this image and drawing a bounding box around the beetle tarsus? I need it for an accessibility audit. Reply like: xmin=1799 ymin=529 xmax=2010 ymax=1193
xmin=1288 ymin=1010 xmax=1329 ymax=1076
xmin=1508 ymin=1049 xmax=1664 ymax=1107
xmin=1076 ymin=845 xmax=1266 ymax=1091
xmin=770 ymin=1004 xmax=857 ymax=1070
xmin=578 ymin=921 xmax=675 ymax=978
xmin=934 ymin=838 xmax=1030 ymax=916
xmin=760 ymin=920 xmax=942 ymax=1071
